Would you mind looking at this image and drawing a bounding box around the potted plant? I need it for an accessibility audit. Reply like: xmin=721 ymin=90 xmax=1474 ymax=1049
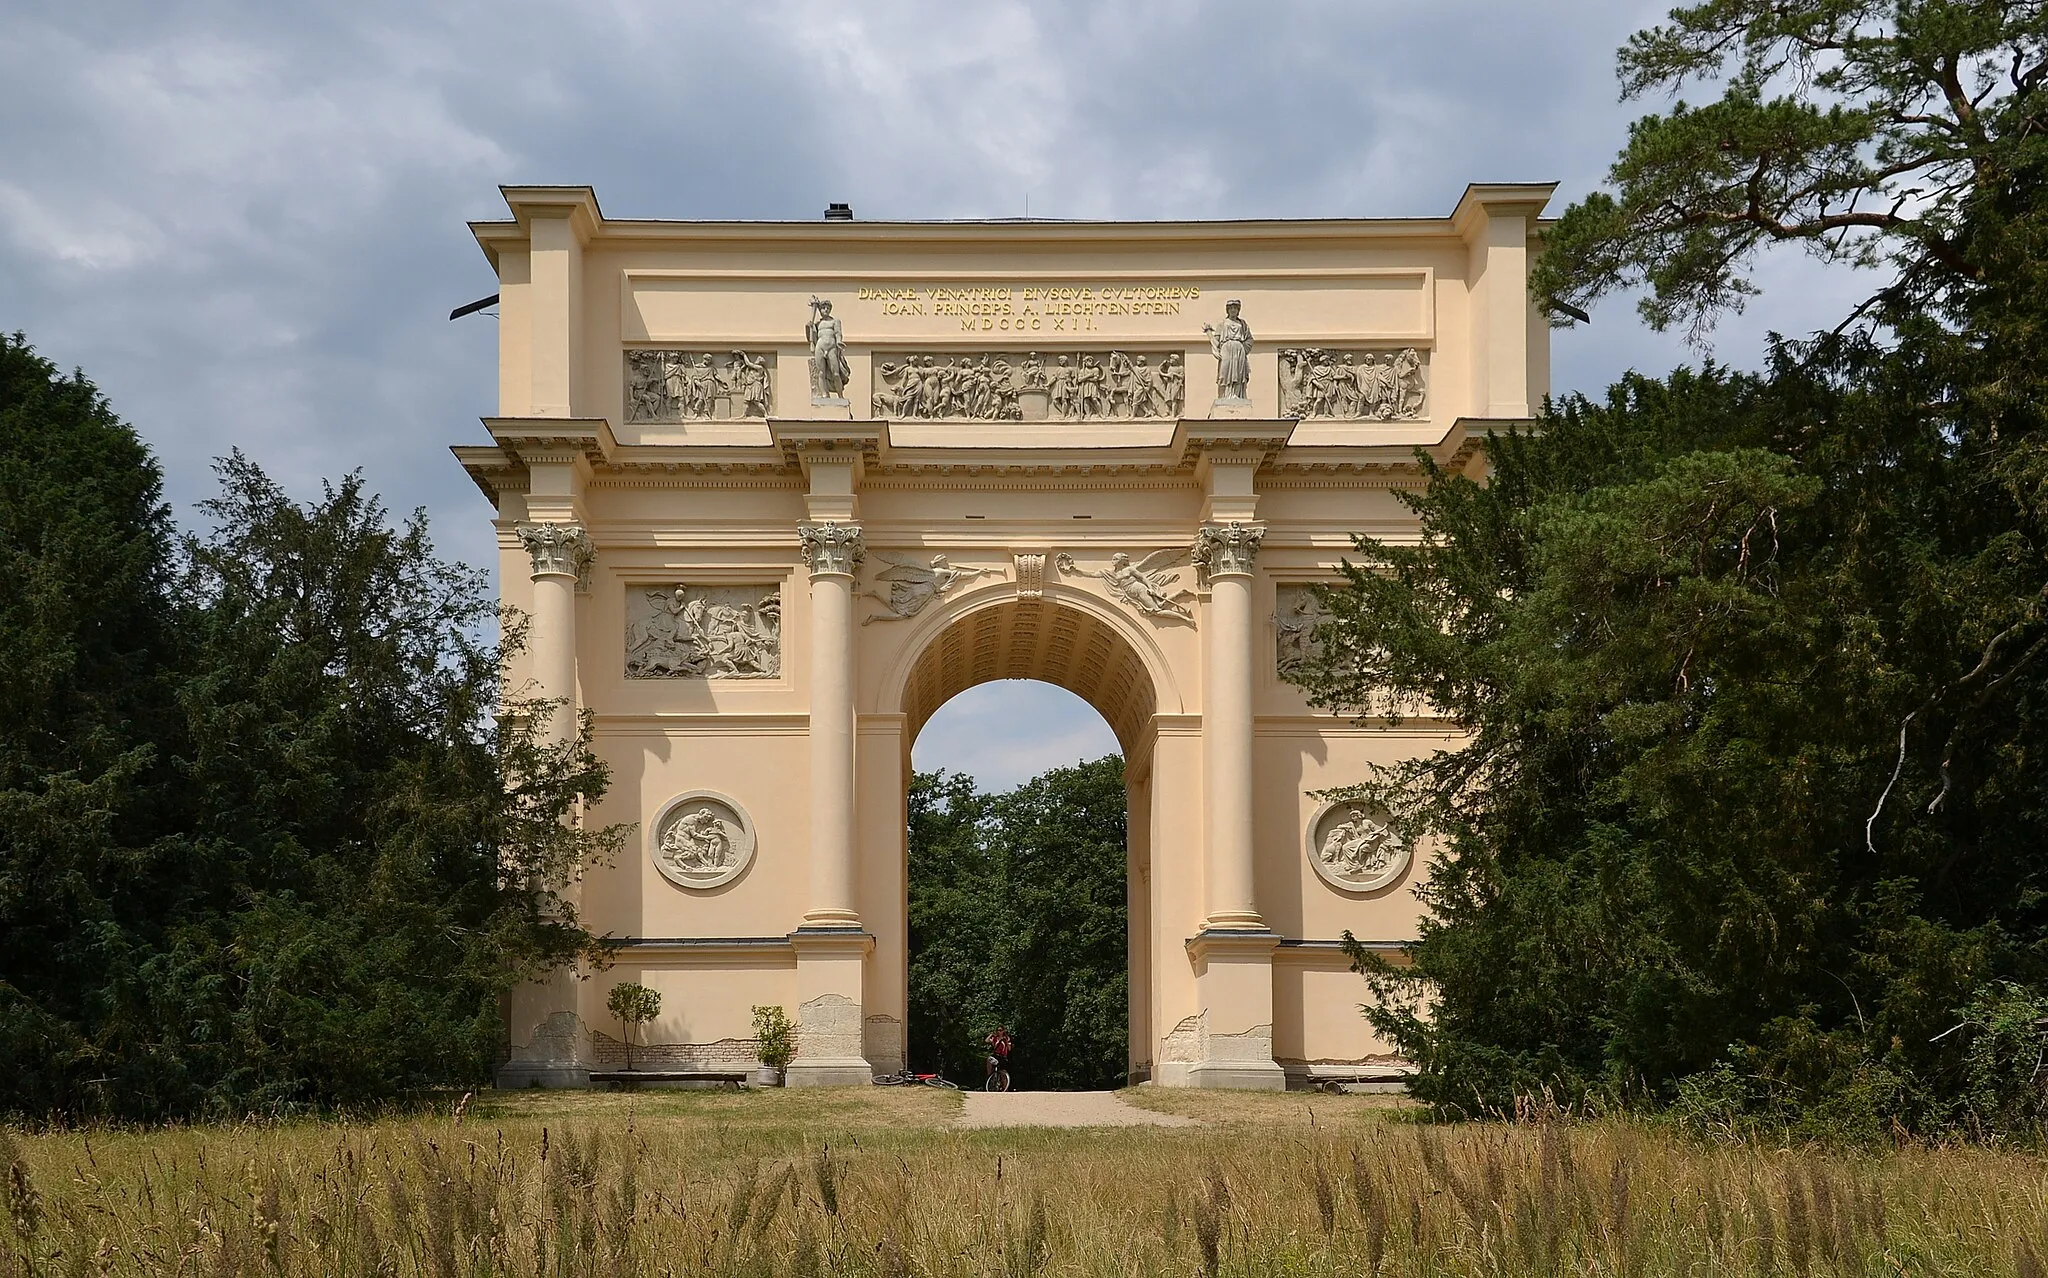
xmin=607 ymin=981 xmax=661 ymax=1072
xmin=752 ymin=1004 xmax=794 ymax=1087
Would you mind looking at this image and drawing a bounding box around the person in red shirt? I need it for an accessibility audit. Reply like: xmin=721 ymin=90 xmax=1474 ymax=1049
xmin=984 ymin=1026 xmax=1013 ymax=1091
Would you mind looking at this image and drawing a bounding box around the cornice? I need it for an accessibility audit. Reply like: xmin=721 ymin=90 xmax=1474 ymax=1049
xmin=483 ymin=417 xmax=616 ymax=466
xmin=475 ymin=183 xmax=1558 ymax=257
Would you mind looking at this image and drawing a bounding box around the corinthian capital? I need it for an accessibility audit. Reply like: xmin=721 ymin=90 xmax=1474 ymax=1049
xmin=516 ymin=520 xmax=593 ymax=581
xmin=797 ymin=521 xmax=866 ymax=577
xmin=1193 ymin=521 xmax=1265 ymax=578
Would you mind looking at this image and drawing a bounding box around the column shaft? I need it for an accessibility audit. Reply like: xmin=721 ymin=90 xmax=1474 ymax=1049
xmin=530 ymin=571 xmax=579 ymax=742
xmin=1204 ymin=569 xmax=1260 ymax=927
xmin=807 ymin=569 xmax=859 ymax=922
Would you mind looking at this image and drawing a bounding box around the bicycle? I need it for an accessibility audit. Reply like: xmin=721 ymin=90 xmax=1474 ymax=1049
xmin=873 ymin=1071 xmax=961 ymax=1089
xmin=984 ymin=1064 xmax=1011 ymax=1092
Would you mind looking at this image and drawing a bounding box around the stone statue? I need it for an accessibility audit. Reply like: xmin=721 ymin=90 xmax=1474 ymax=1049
xmin=861 ymin=552 xmax=1000 ymax=623
xmin=626 ymin=585 xmax=781 ymax=678
xmin=807 ymin=297 xmax=850 ymax=401
xmin=1055 ymin=548 xmax=1194 ymax=620
xmin=1203 ymin=299 xmax=1253 ymax=402
xmin=1317 ymin=806 xmax=1401 ymax=877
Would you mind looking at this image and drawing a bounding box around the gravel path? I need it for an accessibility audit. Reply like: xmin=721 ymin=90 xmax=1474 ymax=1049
xmin=954 ymin=1090 xmax=1199 ymax=1129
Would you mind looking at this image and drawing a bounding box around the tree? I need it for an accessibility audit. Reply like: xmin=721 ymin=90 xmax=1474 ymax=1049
xmin=905 ymin=757 xmax=1129 ymax=1089
xmin=607 ymin=983 xmax=661 ymax=1071
xmin=0 ymin=333 xmax=182 ymax=1116
xmin=1291 ymin=1 xmax=2048 ymax=1135
xmin=752 ymin=1004 xmax=795 ymax=1081
xmin=1535 ymin=0 xmax=2048 ymax=340
xmin=0 ymin=347 xmax=625 ymax=1118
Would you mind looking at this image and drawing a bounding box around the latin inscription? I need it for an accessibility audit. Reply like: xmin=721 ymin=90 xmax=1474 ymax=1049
xmin=855 ymin=284 xmax=1202 ymax=331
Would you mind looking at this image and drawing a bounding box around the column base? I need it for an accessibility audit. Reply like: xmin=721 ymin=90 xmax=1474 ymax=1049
xmin=787 ymin=928 xmax=875 ymax=1087
xmin=1201 ymin=911 xmax=1269 ymax=930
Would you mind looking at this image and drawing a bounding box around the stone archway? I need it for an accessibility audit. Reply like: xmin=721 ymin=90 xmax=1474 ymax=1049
xmin=878 ymin=587 xmax=1170 ymax=1082
xmin=459 ymin=181 xmax=1551 ymax=1091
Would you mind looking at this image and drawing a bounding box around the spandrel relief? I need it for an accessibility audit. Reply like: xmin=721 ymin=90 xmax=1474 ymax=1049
xmin=1278 ymin=348 xmax=1427 ymax=420
xmin=871 ymin=351 xmax=1185 ymax=421
xmin=625 ymin=350 xmax=773 ymax=422
xmin=625 ymin=585 xmax=782 ymax=678
xmin=1275 ymin=585 xmax=1334 ymax=675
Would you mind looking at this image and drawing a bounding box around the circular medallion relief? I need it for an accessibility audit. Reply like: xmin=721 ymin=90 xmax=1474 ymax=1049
xmin=1305 ymin=800 xmax=1411 ymax=894
xmin=650 ymin=791 xmax=756 ymax=890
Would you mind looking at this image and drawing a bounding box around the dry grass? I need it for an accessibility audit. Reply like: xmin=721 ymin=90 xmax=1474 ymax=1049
xmin=3 ymin=1088 xmax=2046 ymax=1276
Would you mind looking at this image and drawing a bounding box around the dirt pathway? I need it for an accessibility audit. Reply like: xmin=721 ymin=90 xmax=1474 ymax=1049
xmin=954 ymin=1090 xmax=1199 ymax=1129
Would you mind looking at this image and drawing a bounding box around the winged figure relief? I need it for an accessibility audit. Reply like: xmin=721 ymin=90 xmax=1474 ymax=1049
xmin=861 ymin=553 xmax=1001 ymax=624
xmin=1054 ymin=548 xmax=1194 ymax=620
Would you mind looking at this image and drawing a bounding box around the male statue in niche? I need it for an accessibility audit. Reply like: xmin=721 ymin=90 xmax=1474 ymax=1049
xmin=807 ymin=297 xmax=850 ymax=401
xmin=1203 ymin=298 xmax=1253 ymax=402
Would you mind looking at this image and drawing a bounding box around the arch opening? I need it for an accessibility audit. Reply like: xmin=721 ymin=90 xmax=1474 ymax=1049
xmin=891 ymin=598 xmax=1161 ymax=1090
xmin=899 ymin=598 xmax=1158 ymax=755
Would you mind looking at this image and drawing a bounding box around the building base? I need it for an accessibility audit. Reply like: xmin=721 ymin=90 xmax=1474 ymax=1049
xmin=783 ymin=1059 xmax=876 ymax=1088
xmin=1184 ymin=1060 xmax=1288 ymax=1090
xmin=494 ymin=1062 xmax=593 ymax=1089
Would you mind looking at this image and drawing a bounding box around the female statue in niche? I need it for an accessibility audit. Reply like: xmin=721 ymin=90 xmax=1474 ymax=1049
xmin=1203 ymin=299 xmax=1253 ymax=401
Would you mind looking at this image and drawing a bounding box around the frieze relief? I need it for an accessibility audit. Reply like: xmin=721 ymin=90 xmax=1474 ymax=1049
xmin=625 ymin=350 xmax=772 ymax=422
xmin=625 ymin=585 xmax=781 ymax=679
xmin=872 ymin=351 xmax=1186 ymax=421
xmin=1278 ymin=348 xmax=1427 ymax=420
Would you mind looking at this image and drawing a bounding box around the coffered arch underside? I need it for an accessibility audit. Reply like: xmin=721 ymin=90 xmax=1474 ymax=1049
xmin=890 ymin=590 xmax=1171 ymax=753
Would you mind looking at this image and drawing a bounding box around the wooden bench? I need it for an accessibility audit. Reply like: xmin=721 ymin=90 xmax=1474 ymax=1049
xmin=589 ymin=1069 xmax=752 ymax=1091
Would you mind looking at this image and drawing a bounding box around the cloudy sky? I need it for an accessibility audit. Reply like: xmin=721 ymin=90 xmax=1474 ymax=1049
xmin=2 ymin=0 xmax=1868 ymax=791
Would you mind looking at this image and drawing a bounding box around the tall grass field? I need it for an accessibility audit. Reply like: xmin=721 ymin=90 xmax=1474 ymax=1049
xmin=2 ymin=1088 xmax=2044 ymax=1276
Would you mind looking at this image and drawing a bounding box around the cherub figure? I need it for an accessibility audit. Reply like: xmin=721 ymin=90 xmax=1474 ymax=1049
xmin=862 ymin=553 xmax=1000 ymax=623
xmin=1054 ymin=548 xmax=1194 ymax=620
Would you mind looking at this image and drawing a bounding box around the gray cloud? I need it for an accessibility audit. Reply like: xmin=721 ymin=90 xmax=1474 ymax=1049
xmin=1 ymin=0 xmax=1865 ymax=784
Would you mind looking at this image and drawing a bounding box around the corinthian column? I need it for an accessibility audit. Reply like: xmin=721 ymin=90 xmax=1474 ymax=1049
xmin=502 ymin=518 xmax=593 ymax=1089
xmin=1194 ymin=520 xmax=1266 ymax=929
xmin=516 ymin=521 xmax=592 ymax=743
xmin=799 ymin=520 xmax=865 ymax=926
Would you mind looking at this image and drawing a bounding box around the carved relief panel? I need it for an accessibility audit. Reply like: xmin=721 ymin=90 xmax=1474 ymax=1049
xmin=871 ymin=350 xmax=1187 ymax=421
xmin=625 ymin=350 xmax=774 ymax=422
xmin=1275 ymin=584 xmax=1333 ymax=675
xmin=1278 ymin=347 xmax=1427 ymax=420
xmin=625 ymin=585 xmax=782 ymax=678
xmin=651 ymin=790 xmax=756 ymax=890
xmin=1306 ymin=799 xmax=1411 ymax=893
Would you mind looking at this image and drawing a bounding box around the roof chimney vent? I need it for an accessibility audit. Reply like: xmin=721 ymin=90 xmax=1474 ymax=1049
xmin=824 ymin=202 xmax=853 ymax=221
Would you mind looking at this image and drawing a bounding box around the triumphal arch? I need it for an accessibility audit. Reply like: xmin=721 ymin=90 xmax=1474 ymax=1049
xmin=453 ymin=183 xmax=1552 ymax=1089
